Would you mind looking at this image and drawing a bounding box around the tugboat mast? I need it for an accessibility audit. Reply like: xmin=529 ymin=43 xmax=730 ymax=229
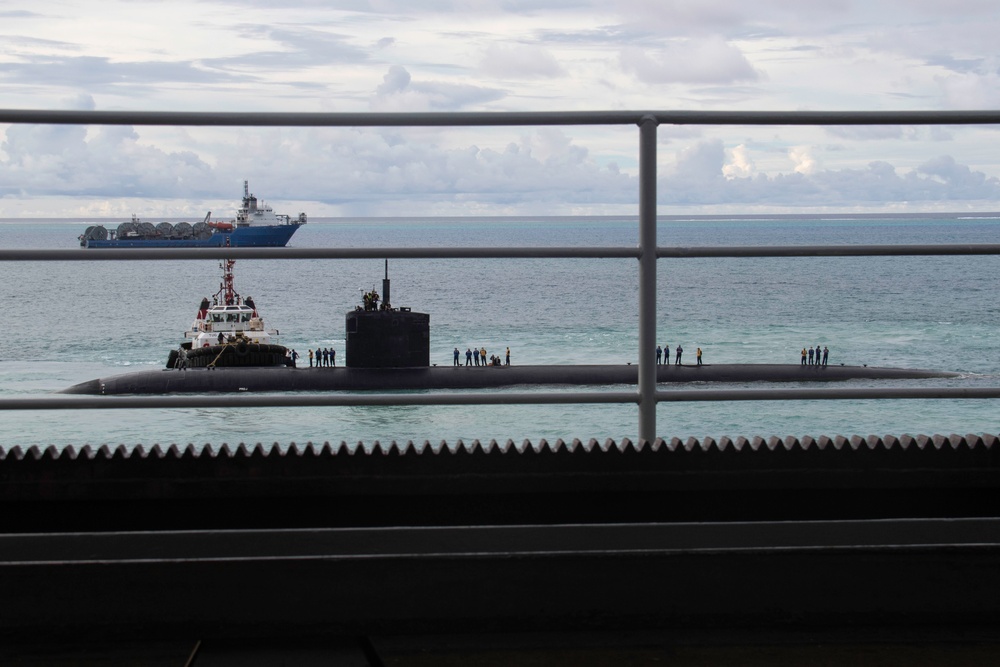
xmin=217 ymin=258 xmax=239 ymax=306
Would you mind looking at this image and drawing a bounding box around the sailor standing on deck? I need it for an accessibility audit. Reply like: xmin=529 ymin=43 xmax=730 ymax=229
xmin=675 ymin=345 xmax=683 ymax=365
xmin=454 ymin=347 xmax=460 ymax=366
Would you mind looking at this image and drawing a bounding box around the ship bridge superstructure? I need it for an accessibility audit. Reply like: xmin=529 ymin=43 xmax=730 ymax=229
xmin=236 ymin=179 xmax=307 ymax=227
xmin=184 ymin=258 xmax=274 ymax=348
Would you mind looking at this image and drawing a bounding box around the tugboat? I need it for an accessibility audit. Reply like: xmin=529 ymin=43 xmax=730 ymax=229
xmin=166 ymin=258 xmax=289 ymax=369
xmin=79 ymin=180 xmax=307 ymax=248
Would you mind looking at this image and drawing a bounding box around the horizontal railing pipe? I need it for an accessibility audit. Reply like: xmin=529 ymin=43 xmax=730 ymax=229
xmin=0 ymin=392 xmax=641 ymax=411
xmin=0 ymin=247 xmax=640 ymax=262
xmin=659 ymin=244 xmax=1000 ymax=258
xmin=3 ymin=244 xmax=1000 ymax=262
xmin=1 ymin=387 xmax=999 ymax=412
xmin=2 ymin=109 xmax=1000 ymax=127
xmin=655 ymin=387 xmax=1000 ymax=402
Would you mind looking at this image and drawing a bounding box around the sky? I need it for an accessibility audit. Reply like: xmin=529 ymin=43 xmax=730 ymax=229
xmin=2 ymin=0 xmax=1000 ymax=217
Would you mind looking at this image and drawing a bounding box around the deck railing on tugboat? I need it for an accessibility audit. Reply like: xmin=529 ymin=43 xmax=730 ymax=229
xmin=2 ymin=108 xmax=1000 ymax=443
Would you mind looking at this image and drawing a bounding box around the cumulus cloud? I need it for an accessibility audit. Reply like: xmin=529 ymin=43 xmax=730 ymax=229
xmin=660 ymin=139 xmax=1000 ymax=208
xmin=376 ymin=65 xmax=412 ymax=96
xmin=2 ymin=122 xmax=999 ymax=214
xmin=914 ymin=154 xmax=999 ymax=198
xmin=723 ymin=144 xmax=754 ymax=179
xmin=0 ymin=122 xmax=218 ymax=199
xmin=68 ymin=93 xmax=97 ymax=111
xmin=788 ymin=146 xmax=818 ymax=175
xmin=294 ymin=125 xmax=636 ymax=209
xmin=3 ymin=70 xmax=999 ymax=216
xmin=619 ymin=37 xmax=759 ymax=84
xmin=370 ymin=65 xmax=505 ymax=111
xmin=674 ymin=140 xmax=726 ymax=183
xmin=0 ymin=117 xmax=636 ymax=213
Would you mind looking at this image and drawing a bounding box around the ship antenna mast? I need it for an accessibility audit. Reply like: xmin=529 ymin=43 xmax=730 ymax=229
xmin=216 ymin=256 xmax=239 ymax=305
xmin=382 ymin=259 xmax=391 ymax=309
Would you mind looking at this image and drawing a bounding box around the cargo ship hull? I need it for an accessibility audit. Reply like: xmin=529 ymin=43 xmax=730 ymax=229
xmin=82 ymin=223 xmax=302 ymax=248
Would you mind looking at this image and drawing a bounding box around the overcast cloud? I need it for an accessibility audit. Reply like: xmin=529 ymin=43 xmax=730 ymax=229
xmin=1 ymin=0 xmax=999 ymax=216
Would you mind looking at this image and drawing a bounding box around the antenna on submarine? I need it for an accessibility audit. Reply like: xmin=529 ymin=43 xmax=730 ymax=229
xmin=382 ymin=259 xmax=391 ymax=309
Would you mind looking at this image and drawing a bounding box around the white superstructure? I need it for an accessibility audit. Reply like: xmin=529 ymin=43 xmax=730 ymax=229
xmin=183 ymin=259 xmax=279 ymax=349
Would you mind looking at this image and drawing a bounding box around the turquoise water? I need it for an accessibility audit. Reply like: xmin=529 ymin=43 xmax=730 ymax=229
xmin=0 ymin=215 xmax=997 ymax=447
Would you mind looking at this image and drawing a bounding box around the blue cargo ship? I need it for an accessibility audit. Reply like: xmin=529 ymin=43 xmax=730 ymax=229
xmin=79 ymin=181 xmax=307 ymax=248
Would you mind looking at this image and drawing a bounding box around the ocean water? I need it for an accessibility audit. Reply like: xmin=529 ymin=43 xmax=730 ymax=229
xmin=0 ymin=214 xmax=997 ymax=447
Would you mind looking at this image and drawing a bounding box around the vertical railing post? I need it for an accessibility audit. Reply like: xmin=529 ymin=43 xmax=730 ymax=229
xmin=638 ymin=115 xmax=658 ymax=444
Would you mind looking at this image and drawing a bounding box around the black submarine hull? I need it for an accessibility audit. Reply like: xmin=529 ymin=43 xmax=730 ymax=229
xmin=62 ymin=363 xmax=959 ymax=395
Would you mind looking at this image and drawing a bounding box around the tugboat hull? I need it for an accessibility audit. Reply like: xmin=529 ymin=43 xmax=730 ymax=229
xmin=179 ymin=343 xmax=289 ymax=369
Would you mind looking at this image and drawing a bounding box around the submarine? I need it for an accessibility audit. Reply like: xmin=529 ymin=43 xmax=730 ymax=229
xmin=63 ymin=363 xmax=959 ymax=395
xmin=62 ymin=262 xmax=959 ymax=395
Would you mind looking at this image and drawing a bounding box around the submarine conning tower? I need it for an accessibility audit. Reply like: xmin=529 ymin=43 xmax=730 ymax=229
xmin=345 ymin=261 xmax=429 ymax=368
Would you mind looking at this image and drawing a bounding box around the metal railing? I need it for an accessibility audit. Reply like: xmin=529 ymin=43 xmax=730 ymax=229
xmin=3 ymin=108 xmax=1000 ymax=443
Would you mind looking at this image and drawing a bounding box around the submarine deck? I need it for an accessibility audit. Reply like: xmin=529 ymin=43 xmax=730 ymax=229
xmin=63 ymin=363 xmax=959 ymax=395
